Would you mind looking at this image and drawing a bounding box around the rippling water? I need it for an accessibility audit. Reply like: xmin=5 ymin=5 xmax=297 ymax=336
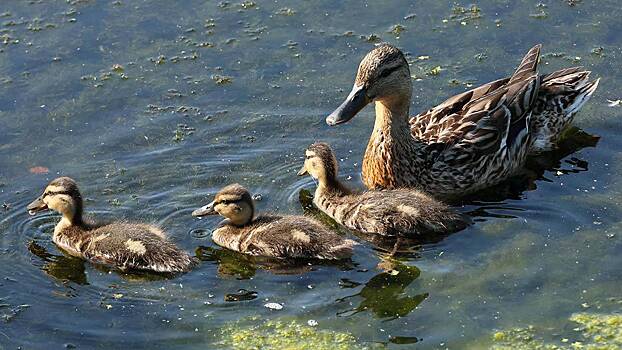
xmin=1 ymin=0 xmax=621 ymax=348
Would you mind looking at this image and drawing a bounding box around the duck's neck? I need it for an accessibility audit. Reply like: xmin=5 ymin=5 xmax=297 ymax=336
xmin=228 ymin=202 xmax=254 ymax=227
xmin=53 ymin=199 xmax=87 ymax=236
xmin=315 ymin=176 xmax=351 ymax=198
xmin=362 ymin=95 xmax=426 ymax=189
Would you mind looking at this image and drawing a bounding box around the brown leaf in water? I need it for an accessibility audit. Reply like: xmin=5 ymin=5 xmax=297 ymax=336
xmin=29 ymin=166 xmax=49 ymax=174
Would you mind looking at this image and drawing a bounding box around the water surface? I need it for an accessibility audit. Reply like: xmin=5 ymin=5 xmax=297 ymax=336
xmin=1 ymin=0 xmax=621 ymax=348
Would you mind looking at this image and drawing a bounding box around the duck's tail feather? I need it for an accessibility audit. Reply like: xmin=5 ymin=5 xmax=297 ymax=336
xmin=540 ymin=69 xmax=600 ymax=116
xmin=509 ymin=44 xmax=542 ymax=85
xmin=529 ymin=69 xmax=599 ymax=153
xmin=565 ymin=76 xmax=600 ymax=116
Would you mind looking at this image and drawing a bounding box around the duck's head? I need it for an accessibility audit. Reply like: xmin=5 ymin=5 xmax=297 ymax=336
xmin=27 ymin=176 xmax=83 ymax=223
xmin=326 ymin=43 xmax=411 ymax=126
xmin=192 ymin=184 xmax=254 ymax=226
xmin=297 ymin=142 xmax=339 ymax=184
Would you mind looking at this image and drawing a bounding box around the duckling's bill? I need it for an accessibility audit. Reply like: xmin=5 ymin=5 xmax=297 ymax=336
xmin=192 ymin=202 xmax=216 ymax=217
xmin=27 ymin=196 xmax=48 ymax=216
xmin=297 ymin=164 xmax=308 ymax=176
xmin=326 ymin=84 xmax=369 ymax=126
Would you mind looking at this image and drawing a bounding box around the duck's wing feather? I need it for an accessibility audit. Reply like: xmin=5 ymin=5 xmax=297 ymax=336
xmin=411 ymin=45 xmax=542 ymax=159
xmin=508 ymin=44 xmax=541 ymax=84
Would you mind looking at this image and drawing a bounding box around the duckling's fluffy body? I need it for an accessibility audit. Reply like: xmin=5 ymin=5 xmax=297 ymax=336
xmin=193 ymin=183 xmax=356 ymax=260
xmin=212 ymin=215 xmax=356 ymax=259
xmin=313 ymin=188 xmax=466 ymax=236
xmin=28 ymin=177 xmax=195 ymax=273
xmin=299 ymin=142 xmax=467 ymax=237
xmin=53 ymin=221 xmax=195 ymax=273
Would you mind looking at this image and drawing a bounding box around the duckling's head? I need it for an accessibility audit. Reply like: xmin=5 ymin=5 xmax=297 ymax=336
xmin=27 ymin=177 xmax=83 ymax=223
xmin=297 ymin=142 xmax=339 ymax=184
xmin=326 ymin=43 xmax=411 ymax=126
xmin=192 ymin=184 xmax=254 ymax=226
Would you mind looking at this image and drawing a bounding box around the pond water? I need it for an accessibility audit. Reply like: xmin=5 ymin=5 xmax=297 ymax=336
xmin=1 ymin=0 xmax=621 ymax=349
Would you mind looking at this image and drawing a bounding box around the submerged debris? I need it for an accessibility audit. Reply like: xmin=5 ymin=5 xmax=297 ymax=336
xmin=388 ymin=24 xmax=405 ymax=37
xmin=448 ymin=4 xmax=482 ymax=25
xmin=172 ymin=124 xmax=196 ymax=143
xmin=275 ymin=7 xmax=295 ymax=16
xmin=225 ymin=289 xmax=257 ymax=302
xmin=212 ymin=74 xmax=233 ymax=85
xmin=607 ymin=99 xmax=622 ymax=107
xmin=428 ymin=66 xmax=442 ymax=76
xmin=239 ymin=1 xmax=256 ymax=10
xmin=591 ymin=46 xmax=604 ymax=56
xmin=264 ymin=302 xmax=283 ymax=310
xmin=1 ymin=303 xmax=30 ymax=323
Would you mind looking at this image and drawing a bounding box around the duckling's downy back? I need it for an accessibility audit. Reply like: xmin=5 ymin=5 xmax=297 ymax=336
xmin=28 ymin=177 xmax=196 ymax=274
xmin=300 ymin=142 xmax=468 ymax=237
xmin=193 ymin=183 xmax=357 ymax=259
xmin=213 ymin=215 xmax=356 ymax=260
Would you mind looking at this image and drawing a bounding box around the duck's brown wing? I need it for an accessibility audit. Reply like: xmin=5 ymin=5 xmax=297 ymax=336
xmin=410 ymin=45 xmax=542 ymax=160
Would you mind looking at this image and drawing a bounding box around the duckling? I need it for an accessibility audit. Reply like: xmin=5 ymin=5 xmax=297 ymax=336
xmin=27 ymin=177 xmax=195 ymax=273
xmin=297 ymin=142 xmax=468 ymax=247
xmin=326 ymin=44 xmax=599 ymax=198
xmin=191 ymin=183 xmax=356 ymax=259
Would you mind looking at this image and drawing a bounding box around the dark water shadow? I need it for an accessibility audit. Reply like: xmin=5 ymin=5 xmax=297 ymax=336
xmin=27 ymin=241 xmax=181 ymax=284
xmin=459 ymin=127 xmax=600 ymax=217
xmin=195 ymin=245 xmax=355 ymax=279
xmin=335 ymin=260 xmax=428 ymax=322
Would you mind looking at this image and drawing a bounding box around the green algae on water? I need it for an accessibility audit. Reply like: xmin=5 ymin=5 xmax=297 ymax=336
xmin=492 ymin=313 xmax=622 ymax=349
xmin=217 ymin=319 xmax=379 ymax=350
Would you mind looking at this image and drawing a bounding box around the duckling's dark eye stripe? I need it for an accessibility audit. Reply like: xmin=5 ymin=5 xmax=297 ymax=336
xmin=378 ymin=65 xmax=401 ymax=79
xmin=43 ymin=191 xmax=70 ymax=197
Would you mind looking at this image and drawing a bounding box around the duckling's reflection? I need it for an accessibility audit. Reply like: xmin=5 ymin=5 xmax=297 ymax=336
xmin=195 ymin=245 xmax=355 ymax=279
xmin=336 ymin=260 xmax=427 ymax=321
xmin=28 ymin=241 xmax=177 ymax=284
xmin=28 ymin=241 xmax=88 ymax=285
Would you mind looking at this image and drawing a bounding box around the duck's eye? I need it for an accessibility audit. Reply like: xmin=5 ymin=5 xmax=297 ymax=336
xmin=305 ymin=155 xmax=312 ymax=160
xmin=378 ymin=65 xmax=400 ymax=79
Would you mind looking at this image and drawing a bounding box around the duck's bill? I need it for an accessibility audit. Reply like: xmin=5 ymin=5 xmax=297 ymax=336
xmin=27 ymin=197 xmax=48 ymax=216
xmin=326 ymin=85 xmax=370 ymax=126
xmin=192 ymin=202 xmax=216 ymax=217
xmin=297 ymin=165 xmax=308 ymax=176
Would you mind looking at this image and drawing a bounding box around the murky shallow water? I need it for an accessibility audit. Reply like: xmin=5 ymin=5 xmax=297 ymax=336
xmin=1 ymin=0 xmax=621 ymax=348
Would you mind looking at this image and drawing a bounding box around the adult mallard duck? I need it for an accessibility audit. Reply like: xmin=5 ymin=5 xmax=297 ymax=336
xmin=191 ymin=183 xmax=357 ymax=260
xmin=326 ymin=44 xmax=600 ymax=198
xmin=298 ymin=142 xmax=467 ymax=253
xmin=27 ymin=177 xmax=196 ymax=273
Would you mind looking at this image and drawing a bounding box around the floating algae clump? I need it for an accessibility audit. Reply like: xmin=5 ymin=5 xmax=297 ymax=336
xmin=570 ymin=313 xmax=622 ymax=349
xmin=217 ymin=319 xmax=377 ymax=350
xmin=492 ymin=313 xmax=622 ymax=350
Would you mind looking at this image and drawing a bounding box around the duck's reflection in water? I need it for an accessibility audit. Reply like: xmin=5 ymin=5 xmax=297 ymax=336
xmin=28 ymin=241 xmax=180 ymax=284
xmin=462 ymin=127 xmax=599 ymax=218
xmin=195 ymin=245 xmax=355 ymax=279
xmin=28 ymin=241 xmax=88 ymax=285
xmin=336 ymin=260 xmax=427 ymax=321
